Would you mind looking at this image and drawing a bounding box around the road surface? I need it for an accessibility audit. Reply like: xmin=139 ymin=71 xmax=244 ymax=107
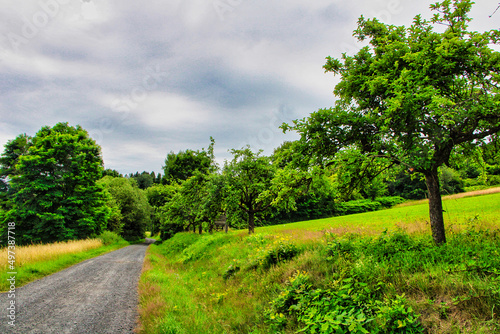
xmin=0 ymin=239 xmax=155 ymax=333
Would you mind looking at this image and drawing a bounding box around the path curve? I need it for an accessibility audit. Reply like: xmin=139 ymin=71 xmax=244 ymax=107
xmin=0 ymin=239 xmax=155 ymax=333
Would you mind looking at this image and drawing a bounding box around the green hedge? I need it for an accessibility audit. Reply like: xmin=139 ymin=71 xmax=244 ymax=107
xmin=334 ymin=197 xmax=405 ymax=216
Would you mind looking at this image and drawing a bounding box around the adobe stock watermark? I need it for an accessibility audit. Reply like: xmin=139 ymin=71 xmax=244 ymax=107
xmin=213 ymin=0 xmax=245 ymax=21
xmin=90 ymin=65 xmax=168 ymax=143
xmin=238 ymin=105 xmax=294 ymax=150
xmin=6 ymin=222 xmax=16 ymax=327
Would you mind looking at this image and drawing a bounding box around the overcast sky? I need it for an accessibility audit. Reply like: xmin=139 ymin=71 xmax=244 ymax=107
xmin=0 ymin=0 xmax=498 ymax=175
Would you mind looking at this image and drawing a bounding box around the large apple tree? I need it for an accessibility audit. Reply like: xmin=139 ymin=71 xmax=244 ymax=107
xmin=283 ymin=0 xmax=500 ymax=244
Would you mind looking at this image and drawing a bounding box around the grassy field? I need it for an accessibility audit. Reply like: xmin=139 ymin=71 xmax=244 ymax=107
xmin=138 ymin=192 xmax=500 ymax=333
xmin=0 ymin=232 xmax=129 ymax=291
xmin=256 ymin=192 xmax=500 ymax=238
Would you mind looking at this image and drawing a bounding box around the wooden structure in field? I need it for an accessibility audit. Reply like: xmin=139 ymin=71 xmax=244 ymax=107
xmin=214 ymin=214 xmax=228 ymax=233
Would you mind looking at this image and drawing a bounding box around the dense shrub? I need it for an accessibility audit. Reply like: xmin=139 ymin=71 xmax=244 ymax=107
xmin=98 ymin=231 xmax=125 ymax=246
xmin=488 ymin=174 xmax=500 ymax=186
xmin=160 ymin=221 xmax=185 ymax=240
xmin=440 ymin=167 xmax=465 ymax=195
xmin=335 ymin=199 xmax=382 ymax=215
xmin=375 ymin=196 xmax=406 ymax=208
xmin=387 ymin=172 xmax=427 ymax=200
xmin=267 ymin=271 xmax=424 ymax=333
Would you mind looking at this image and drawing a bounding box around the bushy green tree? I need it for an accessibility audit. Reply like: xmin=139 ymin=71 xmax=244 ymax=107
xmin=223 ymin=148 xmax=276 ymax=234
xmin=0 ymin=134 xmax=32 ymax=211
xmin=145 ymin=183 xmax=181 ymax=238
xmin=134 ymin=171 xmax=154 ymax=190
xmin=2 ymin=123 xmax=110 ymax=244
xmin=98 ymin=176 xmax=151 ymax=240
xmin=163 ymin=138 xmax=216 ymax=184
xmin=283 ymin=0 xmax=500 ymax=244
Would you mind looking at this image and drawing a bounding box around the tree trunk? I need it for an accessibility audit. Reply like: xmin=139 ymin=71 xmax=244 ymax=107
xmin=425 ymin=169 xmax=446 ymax=245
xmin=248 ymin=211 xmax=255 ymax=234
xmin=198 ymin=224 xmax=202 ymax=235
xmin=193 ymin=223 xmax=196 ymax=233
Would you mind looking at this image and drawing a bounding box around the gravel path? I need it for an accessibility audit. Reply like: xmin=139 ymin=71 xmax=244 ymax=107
xmin=0 ymin=239 xmax=155 ymax=334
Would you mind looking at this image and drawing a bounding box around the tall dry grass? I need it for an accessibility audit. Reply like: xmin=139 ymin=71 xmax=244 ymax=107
xmin=0 ymin=239 xmax=103 ymax=270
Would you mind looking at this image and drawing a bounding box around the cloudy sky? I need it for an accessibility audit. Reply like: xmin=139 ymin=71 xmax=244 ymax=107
xmin=0 ymin=0 xmax=498 ymax=175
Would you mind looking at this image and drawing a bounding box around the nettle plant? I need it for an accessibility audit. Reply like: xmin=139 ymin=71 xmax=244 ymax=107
xmin=266 ymin=271 xmax=424 ymax=334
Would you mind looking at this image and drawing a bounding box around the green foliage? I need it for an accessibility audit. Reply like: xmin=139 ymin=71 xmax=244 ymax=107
xmin=224 ymin=147 xmax=277 ymax=234
xmin=375 ymin=196 xmax=406 ymax=208
xmin=102 ymin=169 xmax=123 ymax=178
xmin=146 ymin=183 xmax=181 ymax=238
xmin=439 ymin=166 xmax=465 ymax=195
xmin=267 ymin=272 xmax=423 ymax=334
xmin=246 ymin=235 xmax=301 ymax=269
xmin=387 ymin=170 xmax=427 ymax=200
xmin=160 ymin=173 xmax=210 ymax=237
xmin=335 ymin=199 xmax=382 ymax=215
xmin=133 ymin=171 xmax=155 ymax=190
xmin=98 ymin=231 xmax=125 ymax=246
xmin=260 ymin=240 xmax=300 ymax=269
xmin=98 ymin=176 xmax=151 ymax=240
xmin=375 ymin=295 xmax=423 ymax=334
xmin=140 ymin=194 xmax=500 ymax=333
xmin=283 ymin=0 xmax=500 ymax=244
xmin=101 ymin=188 xmax=124 ymax=234
xmin=163 ymin=138 xmax=216 ymax=185
xmin=1 ymin=123 xmax=110 ymax=245
xmin=224 ymin=147 xmax=309 ymax=234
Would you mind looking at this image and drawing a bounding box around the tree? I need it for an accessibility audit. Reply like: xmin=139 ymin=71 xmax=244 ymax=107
xmin=223 ymin=148 xmax=276 ymax=234
xmin=102 ymin=169 xmax=123 ymax=178
xmin=161 ymin=171 xmax=215 ymax=236
xmin=283 ymin=0 xmax=500 ymax=244
xmin=224 ymin=147 xmax=308 ymax=234
xmin=133 ymin=171 xmax=154 ymax=190
xmin=2 ymin=123 xmax=110 ymax=244
xmin=146 ymin=183 xmax=180 ymax=236
xmin=162 ymin=138 xmax=216 ymax=184
xmin=98 ymin=176 xmax=151 ymax=240
xmin=0 ymin=134 xmax=32 ymax=210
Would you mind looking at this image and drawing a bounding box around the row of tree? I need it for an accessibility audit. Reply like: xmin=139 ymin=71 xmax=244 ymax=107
xmin=152 ymin=0 xmax=500 ymax=245
xmin=1 ymin=0 xmax=499 ymax=245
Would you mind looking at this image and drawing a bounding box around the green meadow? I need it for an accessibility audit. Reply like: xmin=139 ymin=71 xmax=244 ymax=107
xmin=260 ymin=192 xmax=500 ymax=235
xmin=138 ymin=193 xmax=500 ymax=334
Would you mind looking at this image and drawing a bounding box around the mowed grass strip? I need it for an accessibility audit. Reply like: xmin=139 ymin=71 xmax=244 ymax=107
xmin=0 ymin=236 xmax=129 ymax=291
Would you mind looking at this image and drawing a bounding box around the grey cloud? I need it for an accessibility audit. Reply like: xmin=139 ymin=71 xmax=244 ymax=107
xmin=1 ymin=0 xmax=497 ymax=174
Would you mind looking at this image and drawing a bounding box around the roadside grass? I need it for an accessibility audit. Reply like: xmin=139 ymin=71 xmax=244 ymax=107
xmin=0 ymin=232 xmax=129 ymax=291
xmin=138 ymin=193 xmax=500 ymax=334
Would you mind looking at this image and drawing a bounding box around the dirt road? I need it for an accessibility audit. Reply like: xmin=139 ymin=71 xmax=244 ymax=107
xmin=0 ymin=239 xmax=155 ymax=333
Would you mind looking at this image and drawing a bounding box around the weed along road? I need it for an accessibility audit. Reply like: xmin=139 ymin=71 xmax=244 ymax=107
xmin=0 ymin=239 xmax=156 ymax=334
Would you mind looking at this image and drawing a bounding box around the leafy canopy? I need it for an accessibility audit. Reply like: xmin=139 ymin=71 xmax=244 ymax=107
xmin=2 ymin=123 xmax=110 ymax=244
xmin=283 ymin=0 xmax=500 ymax=244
